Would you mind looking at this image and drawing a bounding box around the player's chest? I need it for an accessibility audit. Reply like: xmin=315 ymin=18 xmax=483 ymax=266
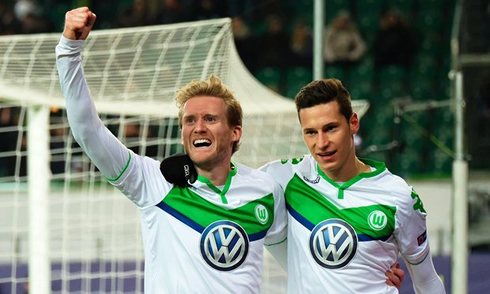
xmin=285 ymin=180 xmax=397 ymax=240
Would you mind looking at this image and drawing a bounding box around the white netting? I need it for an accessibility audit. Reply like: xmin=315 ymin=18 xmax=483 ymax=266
xmin=0 ymin=18 xmax=367 ymax=293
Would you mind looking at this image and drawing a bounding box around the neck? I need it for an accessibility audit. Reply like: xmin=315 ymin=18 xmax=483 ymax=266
xmin=196 ymin=160 xmax=232 ymax=186
xmin=324 ymin=156 xmax=370 ymax=183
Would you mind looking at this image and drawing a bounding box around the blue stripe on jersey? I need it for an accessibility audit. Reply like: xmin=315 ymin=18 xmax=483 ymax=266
xmin=358 ymin=233 xmax=391 ymax=242
xmin=249 ymin=229 xmax=268 ymax=241
xmin=287 ymin=203 xmax=391 ymax=242
xmin=158 ymin=201 xmax=270 ymax=241
xmin=156 ymin=201 xmax=205 ymax=233
xmin=287 ymin=203 xmax=315 ymax=231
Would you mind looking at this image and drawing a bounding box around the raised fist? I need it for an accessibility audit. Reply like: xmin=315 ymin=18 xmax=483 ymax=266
xmin=63 ymin=7 xmax=96 ymax=40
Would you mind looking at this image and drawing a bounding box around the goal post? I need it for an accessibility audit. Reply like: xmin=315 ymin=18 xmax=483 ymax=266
xmin=27 ymin=105 xmax=51 ymax=294
xmin=0 ymin=18 xmax=369 ymax=293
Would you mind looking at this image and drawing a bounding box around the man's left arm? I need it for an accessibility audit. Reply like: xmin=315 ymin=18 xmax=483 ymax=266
xmin=396 ymin=187 xmax=446 ymax=293
xmin=405 ymin=253 xmax=445 ymax=293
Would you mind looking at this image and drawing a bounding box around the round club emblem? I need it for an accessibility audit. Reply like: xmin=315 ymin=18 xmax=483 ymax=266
xmin=254 ymin=204 xmax=269 ymax=225
xmin=368 ymin=210 xmax=388 ymax=231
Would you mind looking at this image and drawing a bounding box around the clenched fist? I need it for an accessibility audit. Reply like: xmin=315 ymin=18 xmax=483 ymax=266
xmin=63 ymin=7 xmax=96 ymax=41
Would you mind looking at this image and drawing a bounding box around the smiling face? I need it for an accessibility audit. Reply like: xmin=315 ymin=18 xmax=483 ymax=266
xmin=299 ymin=100 xmax=359 ymax=181
xmin=180 ymin=96 xmax=242 ymax=171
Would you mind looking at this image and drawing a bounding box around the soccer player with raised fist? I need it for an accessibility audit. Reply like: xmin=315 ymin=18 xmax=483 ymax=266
xmin=57 ymin=7 xmax=287 ymax=293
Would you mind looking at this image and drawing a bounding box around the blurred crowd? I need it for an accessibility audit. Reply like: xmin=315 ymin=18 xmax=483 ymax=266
xmin=1 ymin=0 xmax=458 ymax=177
xmin=0 ymin=0 xmax=418 ymax=80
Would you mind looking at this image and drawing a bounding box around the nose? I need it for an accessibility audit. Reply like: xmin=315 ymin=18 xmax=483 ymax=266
xmin=317 ymin=132 xmax=330 ymax=149
xmin=193 ymin=118 xmax=206 ymax=133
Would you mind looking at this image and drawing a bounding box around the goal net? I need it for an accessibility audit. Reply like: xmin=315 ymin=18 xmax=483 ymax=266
xmin=0 ymin=18 xmax=369 ymax=293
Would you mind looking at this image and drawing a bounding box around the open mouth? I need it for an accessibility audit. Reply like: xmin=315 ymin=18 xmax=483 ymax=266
xmin=193 ymin=139 xmax=212 ymax=148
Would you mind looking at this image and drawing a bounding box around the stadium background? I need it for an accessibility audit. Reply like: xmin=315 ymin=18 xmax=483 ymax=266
xmin=3 ymin=0 xmax=487 ymax=177
xmin=1 ymin=0 xmax=489 ymax=293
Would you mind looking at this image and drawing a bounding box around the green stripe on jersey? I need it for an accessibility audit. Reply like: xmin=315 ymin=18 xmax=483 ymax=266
xmin=164 ymin=186 xmax=275 ymax=234
xmin=285 ymin=174 xmax=396 ymax=238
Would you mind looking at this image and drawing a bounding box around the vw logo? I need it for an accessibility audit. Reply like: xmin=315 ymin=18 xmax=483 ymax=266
xmin=200 ymin=221 xmax=249 ymax=271
xmin=309 ymin=219 xmax=358 ymax=269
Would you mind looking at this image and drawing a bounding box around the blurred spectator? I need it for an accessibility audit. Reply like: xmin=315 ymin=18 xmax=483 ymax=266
xmin=0 ymin=107 xmax=14 ymax=176
xmin=254 ymin=0 xmax=283 ymax=21
xmin=477 ymin=71 xmax=490 ymax=143
xmin=0 ymin=107 xmax=27 ymax=177
xmin=192 ymin=0 xmax=224 ymax=21
xmin=123 ymin=122 xmax=141 ymax=154
xmin=116 ymin=0 xmax=154 ymax=28
xmin=49 ymin=108 xmax=66 ymax=175
xmin=19 ymin=12 xmax=52 ymax=34
xmin=0 ymin=3 xmax=21 ymax=35
xmin=290 ymin=21 xmax=313 ymax=67
xmin=255 ymin=14 xmax=292 ymax=69
xmin=226 ymin=0 xmax=254 ymax=23
xmin=155 ymin=0 xmax=189 ymax=24
xmin=374 ymin=10 xmax=417 ymax=68
xmin=50 ymin=127 xmax=66 ymax=174
xmin=13 ymin=0 xmax=52 ymax=34
xmin=232 ymin=16 xmax=256 ymax=71
xmin=487 ymin=1 xmax=490 ymax=51
xmin=14 ymin=0 xmax=38 ymax=22
xmin=323 ymin=11 xmax=366 ymax=67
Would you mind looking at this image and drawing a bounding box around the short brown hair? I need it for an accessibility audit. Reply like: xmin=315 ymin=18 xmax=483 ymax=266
xmin=294 ymin=78 xmax=353 ymax=122
xmin=175 ymin=75 xmax=243 ymax=154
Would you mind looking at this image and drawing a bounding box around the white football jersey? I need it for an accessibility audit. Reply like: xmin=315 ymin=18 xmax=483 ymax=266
xmin=56 ymin=36 xmax=287 ymax=294
xmin=116 ymin=155 xmax=287 ymax=294
xmin=260 ymin=155 xmax=429 ymax=294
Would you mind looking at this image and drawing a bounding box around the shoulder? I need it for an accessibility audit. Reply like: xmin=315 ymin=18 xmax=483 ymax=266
xmin=234 ymin=162 xmax=283 ymax=197
xmin=382 ymin=169 xmax=411 ymax=194
xmin=376 ymin=167 xmax=421 ymax=209
xmin=259 ymin=155 xmax=313 ymax=174
xmin=259 ymin=155 xmax=315 ymax=188
xmin=235 ymin=162 xmax=276 ymax=184
xmin=361 ymin=158 xmax=414 ymax=202
xmin=362 ymin=159 xmax=410 ymax=195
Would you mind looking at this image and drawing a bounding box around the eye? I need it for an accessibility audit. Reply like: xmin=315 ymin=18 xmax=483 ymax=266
xmin=205 ymin=116 xmax=217 ymax=122
xmin=184 ymin=117 xmax=195 ymax=124
xmin=325 ymin=125 xmax=337 ymax=132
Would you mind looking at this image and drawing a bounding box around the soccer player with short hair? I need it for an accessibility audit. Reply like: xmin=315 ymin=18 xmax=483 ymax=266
xmin=56 ymin=7 xmax=287 ymax=293
xmin=259 ymin=79 xmax=445 ymax=293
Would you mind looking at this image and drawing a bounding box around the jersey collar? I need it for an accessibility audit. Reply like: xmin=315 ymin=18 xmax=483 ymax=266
xmin=196 ymin=162 xmax=237 ymax=204
xmin=316 ymin=158 xmax=386 ymax=199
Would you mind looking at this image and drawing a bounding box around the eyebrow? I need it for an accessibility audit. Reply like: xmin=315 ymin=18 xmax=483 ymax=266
xmin=322 ymin=122 xmax=339 ymax=129
xmin=303 ymin=121 xmax=338 ymax=131
xmin=183 ymin=113 xmax=219 ymax=120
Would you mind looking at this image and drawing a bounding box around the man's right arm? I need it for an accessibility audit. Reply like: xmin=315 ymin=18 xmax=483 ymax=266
xmin=56 ymin=7 xmax=130 ymax=180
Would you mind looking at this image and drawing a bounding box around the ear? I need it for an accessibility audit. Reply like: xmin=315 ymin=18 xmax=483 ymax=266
xmin=232 ymin=125 xmax=242 ymax=143
xmin=349 ymin=113 xmax=360 ymax=135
